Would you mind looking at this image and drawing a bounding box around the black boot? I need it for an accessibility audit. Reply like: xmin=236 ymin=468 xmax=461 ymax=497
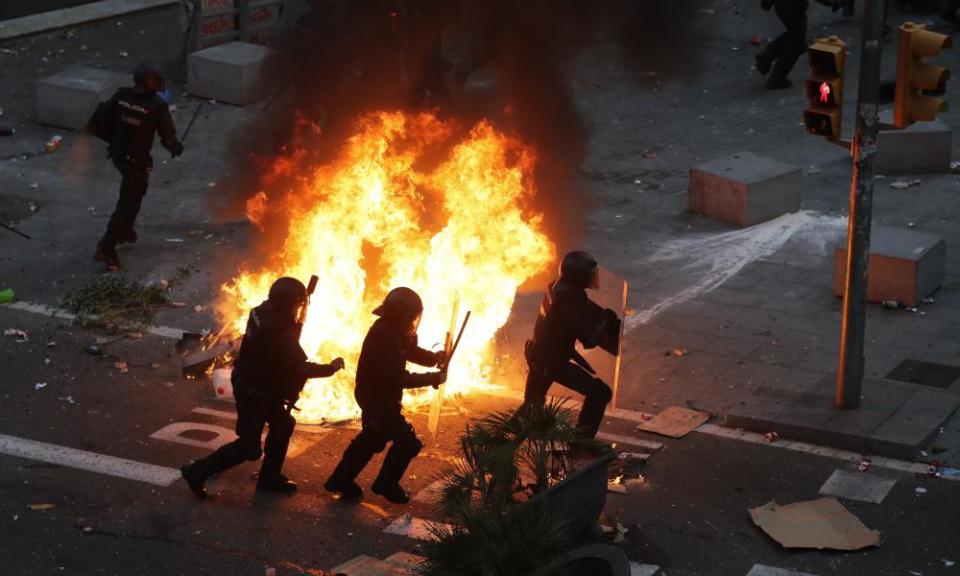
xmin=371 ymin=442 xmax=419 ymax=505
xmin=324 ymin=476 xmax=363 ymax=501
xmin=93 ymin=242 xmax=121 ymax=270
xmin=181 ymin=463 xmax=207 ymax=500
xmin=371 ymin=480 xmax=410 ymax=504
xmin=120 ymin=228 xmax=138 ymax=244
xmin=324 ymin=434 xmax=378 ymax=501
xmin=256 ymin=473 xmax=297 ymax=494
xmin=754 ymin=53 xmax=771 ymax=76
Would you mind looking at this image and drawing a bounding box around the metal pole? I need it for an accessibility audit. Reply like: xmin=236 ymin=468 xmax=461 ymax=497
xmin=836 ymin=0 xmax=884 ymax=409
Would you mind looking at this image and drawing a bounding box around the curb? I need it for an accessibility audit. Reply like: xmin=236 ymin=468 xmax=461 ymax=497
xmin=0 ymin=0 xmax=177 ymax=41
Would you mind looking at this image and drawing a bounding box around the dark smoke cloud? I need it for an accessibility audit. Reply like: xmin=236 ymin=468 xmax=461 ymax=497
xmin=213 ymin=0 xmax=708 ymax=258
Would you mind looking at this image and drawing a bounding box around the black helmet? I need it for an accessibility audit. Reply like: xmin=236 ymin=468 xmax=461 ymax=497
xmin=559 ymin=250 xmax=599 ymax=290
xmin=133 ymin=62 xmax=165 ymax=93
xmin=373 ymin=287 xmax=423 ymax=319
xmin=268 ymin=277 xmax=307 ymax=311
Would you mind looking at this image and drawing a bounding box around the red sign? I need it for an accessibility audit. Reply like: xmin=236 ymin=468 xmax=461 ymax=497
xmin=819 ymin=82 xmax=831 ymax=103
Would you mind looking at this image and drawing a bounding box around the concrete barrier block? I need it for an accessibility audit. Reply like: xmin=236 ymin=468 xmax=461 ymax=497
xmin=36 ymin=67 xmax=128 ymax=130
xmin=876 ymin=111 xmax=952 ymax=175
xmin=833 ymin=225 xmax=946 ymax=307
xmin=689 ymin=151 xmax=802 ymax=227
xmin=187 ymin=41 xmax=272 ymax=105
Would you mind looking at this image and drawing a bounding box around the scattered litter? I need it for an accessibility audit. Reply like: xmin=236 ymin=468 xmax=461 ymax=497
xmin=613 ymin=522 xmax=629 ymax=544
xmin=600 ymin=523 xmax=614 ymax=534
xmin=763 ymin=431 xmax=779 ymax=443
xmin=28 ymin=202 xmax=37 ymax=212
xmin=750 ymin=35 xmax=763 ymax=45
xmin=945 ymin=560 xmax=955 ymax=567
xmin=940 ymin=467 xmax=960 ymax=480
xmin=207 ymin=181 xmax=217 ymax=188
xmin=165 ymin=238 xmax=184 ymax=243
xmin=28 ymin=503 xmax=56 ymax=511
xmin=383 ymin=515 xmax=450 ymax=541
xmin=672 ymin=348 xmax=686 ymax=357
xmin=84 ymin=345 xmax=102 ymax=355
xmin=907 ymin=222 xmax=916 ymax=228
xmin=34 ymin=382 xmax=47 ymax=390
xmin=59 ymin=395 xmax=76 ymax=404
xmin=119 ymin=51 xmax=128 ymax=57
xmin=905 ymin=306 xmax=919 ymax=313
xmin=749 ymin=497 xmax=880 ymax=550
xmin=265 ymin=568 xmax=276 ymax=576
xmin=922 ymin=297 xmax=935 ymax=305
xmin=4 ymin=328 xmax=28 ymax=342
xmin=617 ymin=452 xmax=651 ymax=461
xmin=889 ymin=179 xmax=921 ymax=190
xmin=698 ymin=7 xmax=715 ymax=13
xmin=858 ymin=458 xmax=872 ymax=472
xmin=44 ymin=135 xmax=62 ymax=153
xmin=881 ymin=300 xmax=899 ymax=309
xmin=950 ymin=161 xmax=960 ymax=174
xmin=28 ymin=182 xmax=38 ymax=189
xmin=0 ymin=288 xmax=16 ymax=303
xmin=915 ymin=487 xmax=927 ymax=494
xmin=608 ymin=475 xmax=629 ymax=494
xmin=162 ymin=381 xmax=175 ymax=388
xmin=170 ymin=301 xmax=187 ymax=307
xmin=642 ymin=150 xmax=657 ymax=159
xmin=114 ymin=361 xmax=129 ymax=374
xmin=806 ymin=166 xmax=823 ymax=175
xmin=193 ymin=305 xmax=204 ymax=313
xmin=636 ymin=406 xmax=709 ymax=438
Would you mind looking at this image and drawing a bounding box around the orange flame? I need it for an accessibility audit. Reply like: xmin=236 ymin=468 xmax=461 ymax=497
xmin=217 ymin=111 xmax=555 ymax=422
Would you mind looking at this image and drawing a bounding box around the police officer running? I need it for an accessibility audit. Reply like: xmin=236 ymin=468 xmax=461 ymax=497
xmin=324 ymin=287 xmax=446 ymax=504
xmin=523 ymin=251 xmax=619 ymax=440
xmin=181 ymin=277 xmax=345 ymax=498
xmin=755 ymin=0 xmax=842 ymax=89
xmin=86 ymin=62 xmax=183 ymax=269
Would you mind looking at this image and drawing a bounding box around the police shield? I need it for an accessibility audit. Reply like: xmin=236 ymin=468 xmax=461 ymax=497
xmin=577 ymin=266 xmax=627 ymax=409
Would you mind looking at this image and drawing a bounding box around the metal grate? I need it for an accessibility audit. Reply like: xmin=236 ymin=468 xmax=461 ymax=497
xmin=886 ymin=359 xmax=960 ymax=389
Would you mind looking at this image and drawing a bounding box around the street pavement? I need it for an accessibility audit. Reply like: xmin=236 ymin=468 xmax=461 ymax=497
xmin=1 ymin=1 xmax=960 ymax=575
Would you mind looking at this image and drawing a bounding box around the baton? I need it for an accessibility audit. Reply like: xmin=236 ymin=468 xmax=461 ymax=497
xmin=446 ymin=311 xmax=471 ymax=365
xmin=180 ymin=102 xmax=204 ymax=145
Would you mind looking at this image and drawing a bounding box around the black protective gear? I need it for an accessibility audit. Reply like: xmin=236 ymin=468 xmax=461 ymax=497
xmin=133 ymin=62 xmax=165 ymax=93
xmin=93 ymin=243 xmax=121 ymax=269
xmin=182 ymin=296 xmax=340 ymax=495
xmin=256 ymin=474 xmax=298 ymax=494
xmin=559 ymin=251 xmax=599 ymax=290
xmin=180 ymin=463 xmax=207 ymax=499
xmin=326 ymin=313 xmax=435 ymax=500
xmin=756 ymin=0 xmax=833 ymax=85
xmin=92 ymin=87 xmax=180 ymax=161
xmin=524 ymin=360 xmax=612 ymax=439
xmin=524 ymin=278 xmax=617 ymax=440
xmin=373 ymin=287 xmax=423 ymax=319
xmin=267 ymin=277 xmax=308 ymax=314
xmin=324 ymin=476 xmax=364 ymax=501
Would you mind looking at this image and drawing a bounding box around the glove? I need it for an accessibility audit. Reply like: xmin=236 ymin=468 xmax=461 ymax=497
xmin=170 ymin=141 xmax=184 ymax=158
xmin=429 ymin=369 xmax=447 ymax=389
xmin=433 ymin=350 xmax=448 ymax=368
xmin=331 ymin=357 xmax=345 ymax=372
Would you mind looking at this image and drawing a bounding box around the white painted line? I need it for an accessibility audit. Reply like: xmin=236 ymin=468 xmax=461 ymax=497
xmin=597 ymin=432 xmax=664 ymax=451
xmin=630 ymin=563 xmax=660 ymax=576
xmin=0 ymin=0 xmax=178 ymax=40
xmin=190 ymin=406 xmax=332 ymax=435
xmin=818 ymin=469 xmax=897 ymax=504
xmin=3 ymin=301 xmax=188 ymax=340
xmin=150 ymin=422 xmax=236 ymax=450
xmin=0 ymin=433 xmax=180 ymax=486
xmin=745 ymin=564 xmax=818 ymax=576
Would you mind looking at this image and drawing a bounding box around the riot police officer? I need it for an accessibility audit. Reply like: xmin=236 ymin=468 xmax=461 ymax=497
xmin=523 ymin=251 xmax=619 ymax=440
xmin=324 ymin=287 xmax=446 ymax=504
xmin=87 ymin=62 xmax=183 ymax=269
xmin=180 ymin=277 xmax=345 ymax=498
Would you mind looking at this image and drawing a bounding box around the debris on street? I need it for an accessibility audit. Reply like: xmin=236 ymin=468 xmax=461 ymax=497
xmin=749 ymin=497 xmax=880 ymax=550
xmin=114 ymin=361 xmax=129 ymax=374
xmin=27 ymin=503 xmax=56 ymax=511
xmin=636 ymin=406 xmax=709 ymax=438
xmin=0 ymin=288 xmax=14 ymax=303
xmin=889 ymin=179 xmax=921 ymax=190
xmin=3 ymin=328 xmax=28 ymax=342
xmin=764 ymin=431 xmax=779 ymax=443
xmin=34 ymin=382 xmax=47 ymax=390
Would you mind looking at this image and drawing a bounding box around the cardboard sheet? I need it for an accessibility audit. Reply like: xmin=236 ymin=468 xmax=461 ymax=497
xmin=749 ymin=497 xmax=881 ymax=550
xmin=635 ymin=406 xmax=710 ymax=438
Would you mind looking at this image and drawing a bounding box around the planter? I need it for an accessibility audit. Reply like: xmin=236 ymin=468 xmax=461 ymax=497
xmin=514 ymin=451 xmax=616 ymax=543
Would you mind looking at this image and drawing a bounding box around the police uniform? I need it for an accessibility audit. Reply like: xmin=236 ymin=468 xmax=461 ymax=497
xmin=523 ymin=251 xmax=617 ymax=440
xmin=325 ymin=288 xmax=444 ymax=504
xmin=181 ymin=279 xmax=342 ymax=498
xmin=756 ymin=0 xmax=840 ymax=88
xmin=88 ymin=63 xmax=183 ymax=268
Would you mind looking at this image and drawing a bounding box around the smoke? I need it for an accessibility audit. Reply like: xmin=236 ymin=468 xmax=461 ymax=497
xmin=212 ymin=0 xmax=709 ymax=259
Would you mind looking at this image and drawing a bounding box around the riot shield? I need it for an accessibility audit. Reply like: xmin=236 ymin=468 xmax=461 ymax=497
xmin=577 ymin=266 xmax=628 ymax=409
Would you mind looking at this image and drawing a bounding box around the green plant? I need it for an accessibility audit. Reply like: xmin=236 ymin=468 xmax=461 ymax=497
xmin=62 ymin=275 xmax=168 ymax=330
xmin=418 ymin=399 xmax=593 ymax=576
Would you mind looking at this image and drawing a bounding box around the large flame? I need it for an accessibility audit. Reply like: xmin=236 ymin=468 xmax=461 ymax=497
xmin=217 ymin=111 xmax=555 ymax=422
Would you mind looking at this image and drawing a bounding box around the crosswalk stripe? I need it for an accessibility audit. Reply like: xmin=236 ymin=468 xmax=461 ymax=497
xmin=746 ymin=564 xmax=818 ymax=576
xmin=0 ymin=433 xmax=181 ymax=486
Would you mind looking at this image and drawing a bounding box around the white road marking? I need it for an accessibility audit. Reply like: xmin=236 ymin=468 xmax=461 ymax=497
xmin=818 ymin=469 xmax=897 ymax=504
xmin=190 ymin=406 xmax=336 ymax=435
xmin=0 ymin=433 xmax=181 ymax=486
xmin=746 ymin=564 xmax=819 ymax=576
xmin=3 ymin=301 xmax=188 ymax=340
xmin=630 ymin=563 xmax=660 ymax=576
xmin=150 ymin=422 xmax=236 ymax=450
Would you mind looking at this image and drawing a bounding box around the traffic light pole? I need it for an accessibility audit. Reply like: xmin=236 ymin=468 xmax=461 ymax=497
xmin=836 ymin=0 xmax=885 ymax=409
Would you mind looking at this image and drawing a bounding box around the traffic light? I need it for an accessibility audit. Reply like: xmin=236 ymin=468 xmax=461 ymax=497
xmin=894 ymin=22 xmax=952 ymax=128
xmin=804 ymin=36 xmax=846 ymax=138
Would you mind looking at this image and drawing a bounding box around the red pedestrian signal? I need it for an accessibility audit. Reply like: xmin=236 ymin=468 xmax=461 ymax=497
xmin=804 ymin=36 xmax=846 ymax=138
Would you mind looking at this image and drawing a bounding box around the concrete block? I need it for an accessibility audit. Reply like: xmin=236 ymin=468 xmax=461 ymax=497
xmin=187 ymin=41 xmax=273 ymax=105
xmin=833 ymin=225 xmax=946 ymax=307
xmin=876 ymin=111 xmax=952 ymax=174
xmin=36 ymin=67 xmax=128 ymax=130
xmin=689 ymin=151 xmax=802 ymax=227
